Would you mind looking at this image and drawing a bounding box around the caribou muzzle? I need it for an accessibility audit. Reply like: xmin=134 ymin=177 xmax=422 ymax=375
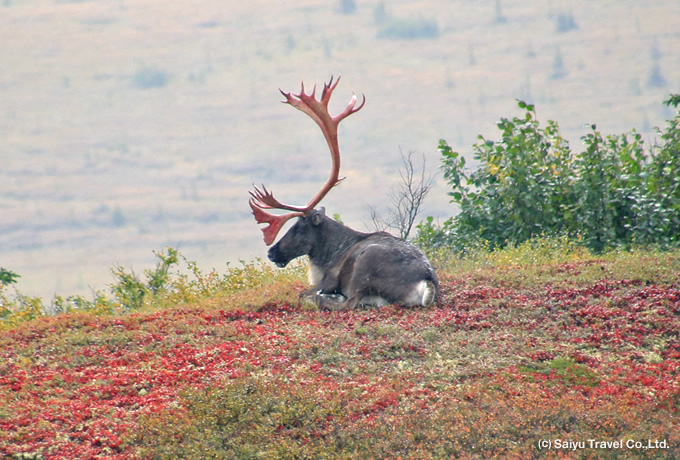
xmin=268 ymin=249 xmax=289 ymax=268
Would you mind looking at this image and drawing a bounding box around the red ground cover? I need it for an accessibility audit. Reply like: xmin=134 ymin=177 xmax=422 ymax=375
xmin=1 ymin=263 xmax=679 ymax=458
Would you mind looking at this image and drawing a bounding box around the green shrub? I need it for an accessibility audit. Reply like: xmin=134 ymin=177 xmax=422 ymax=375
xmin=418 ymin=95 xmax=680 ymax=254
xmin=109 ymin=247 xmax=179 ymax=311
xmin=0 ymin=268 xmax=20 ymax=286
xmin=1 ymin=247 xmax=308 ymax=329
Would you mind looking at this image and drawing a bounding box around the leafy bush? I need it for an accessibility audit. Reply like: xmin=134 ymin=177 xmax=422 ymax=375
xmin=109 ymin=247 xmax=180 ymax=310
xmin=1 ymin=267 xmax=47 ymax=328
xmin=0 ymin=247 xmax=307 ymax=329
xmin=0 ymin=268 xmax=20 ymax=286
xmin=0 ymin=292 xmax=45 ymax=328
xmin=418 ymin=95 xmax=680 ymax=253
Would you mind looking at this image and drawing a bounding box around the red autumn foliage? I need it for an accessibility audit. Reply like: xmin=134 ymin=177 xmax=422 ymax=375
xmin=1 ymin=258 xmax=679 ymax=458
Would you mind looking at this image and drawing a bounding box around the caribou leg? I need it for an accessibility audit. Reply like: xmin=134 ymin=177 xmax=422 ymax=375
xmin=298 ymin=289 xmax=356 ymax=310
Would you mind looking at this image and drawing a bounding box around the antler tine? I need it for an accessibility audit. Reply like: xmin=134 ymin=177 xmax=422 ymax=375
xmin=250 ymin=184 xmax=315 ymax=213
xmin=248 ymin=184 xmax=275 ymax=209
xmin=319 ymin=75 xmax=337 ymax=105
xmin=249 ymin=184 xmax=283 ymax=210
xmin=335 ymin=92 xmax=366 ymax=121
xmin=249 ymin=198 xmax=302 ymax=246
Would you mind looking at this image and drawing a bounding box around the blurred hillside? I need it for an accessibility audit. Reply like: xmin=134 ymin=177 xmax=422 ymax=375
xmin=1 ymin=0 xmax=679 ymax=300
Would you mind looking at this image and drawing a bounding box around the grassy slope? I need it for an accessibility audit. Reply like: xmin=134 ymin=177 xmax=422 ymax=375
xmin=1 ymin=247 xmax=679 ymax=458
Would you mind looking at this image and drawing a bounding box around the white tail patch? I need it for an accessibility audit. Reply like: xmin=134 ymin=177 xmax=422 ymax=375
xmin=405 ymin=280 xmax=437 ymax=307
xmin=420 ymin=280 xmax=437 ymax=306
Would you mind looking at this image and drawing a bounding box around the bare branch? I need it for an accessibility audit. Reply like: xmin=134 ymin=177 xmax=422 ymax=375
xmin=368 ymin=204 xmax=390 ymax=233
xmin=368 ymin=149 xmax=435 ymax=240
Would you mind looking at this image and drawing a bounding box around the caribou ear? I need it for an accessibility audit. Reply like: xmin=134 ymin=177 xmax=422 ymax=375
xmin=312 ymin=207 xmax=325 ymax=226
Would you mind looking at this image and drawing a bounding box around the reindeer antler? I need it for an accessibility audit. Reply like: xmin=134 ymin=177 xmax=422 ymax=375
xmin=249 ymin=75 xmax=365 ymax=245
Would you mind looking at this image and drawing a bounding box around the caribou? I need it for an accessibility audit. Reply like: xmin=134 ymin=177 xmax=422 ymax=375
xmin=249 ymin=76 xmax=438 ymax=310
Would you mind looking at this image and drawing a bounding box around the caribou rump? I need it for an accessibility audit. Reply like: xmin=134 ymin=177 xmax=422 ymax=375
xmin=249 ymin=76 xmax=438 ymax=309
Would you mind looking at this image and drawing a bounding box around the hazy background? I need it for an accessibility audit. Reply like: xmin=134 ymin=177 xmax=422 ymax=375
xmin=2 ymin=0 xmax=679 ymax=300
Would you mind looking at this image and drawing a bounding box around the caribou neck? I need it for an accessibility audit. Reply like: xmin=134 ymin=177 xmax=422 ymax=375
xmin=308 ymin=218 xmax=370 ymax=271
